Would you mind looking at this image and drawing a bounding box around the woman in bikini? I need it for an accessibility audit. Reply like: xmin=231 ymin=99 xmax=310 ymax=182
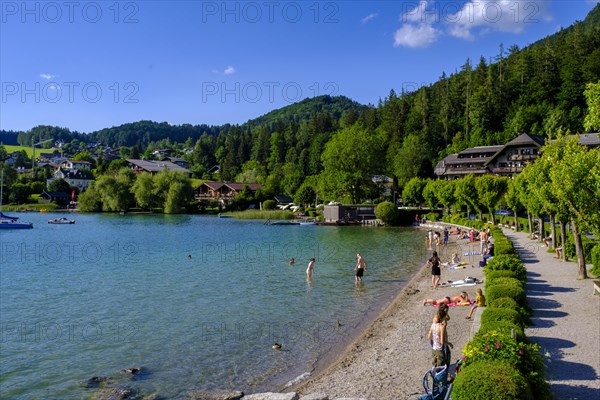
xmin=423 ymin=291 xmax=469 ymax=306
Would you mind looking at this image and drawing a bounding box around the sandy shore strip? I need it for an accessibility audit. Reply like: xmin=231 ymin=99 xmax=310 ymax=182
xmin=504 ymin=229 xmax=600 ymax=400
xmin=292 ymin=225 xmax=486 ymax=400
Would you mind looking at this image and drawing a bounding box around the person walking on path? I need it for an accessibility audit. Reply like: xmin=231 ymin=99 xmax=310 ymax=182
xmin=354 ymin=253 xmax=367 ymax=284
xmin=429 ymin=251 xmax=441 ymax=289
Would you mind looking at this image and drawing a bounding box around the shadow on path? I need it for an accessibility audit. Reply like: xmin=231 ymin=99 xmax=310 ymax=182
xmin=550 ymin=383 xmax=600 ymax=400
xmin=529 ymin=337 xmax=599 ymax=381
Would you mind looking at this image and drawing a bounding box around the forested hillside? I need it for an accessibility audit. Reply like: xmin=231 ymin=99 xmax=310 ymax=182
xmin=2 ymin=4 xmax=599 ymax=203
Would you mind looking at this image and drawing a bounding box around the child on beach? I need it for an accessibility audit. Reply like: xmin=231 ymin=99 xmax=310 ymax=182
xmin=466 ymin=288 xmax=485 ymax=319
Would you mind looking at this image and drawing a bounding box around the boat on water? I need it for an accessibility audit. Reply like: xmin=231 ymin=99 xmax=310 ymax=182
xmin=48 ymin=217 xmax=76 ymax=224
xmin=299 ymin=221 xmax=317 ymax=226
xmin=268 ymin=220 xmax=300 ymax=225
xmin=0 ymin=170 xmax=34 ymax=229
xmin=0 ymin=212 xmax=33 ymax=229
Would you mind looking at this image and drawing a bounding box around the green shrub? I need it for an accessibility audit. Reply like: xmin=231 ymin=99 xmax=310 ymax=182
xmin=489 ymin=296 xmax=519 ymax=309
xmin=262 ymin=200 xmax=277 ymax=210
xmin=486 ymin=270 xmax=520 ymax=285
xmin=591 ymin=243 xmax=600 ymax=277
xmin=485 ymin=255 xmax=527 ymax=282
xmin=478 ymin=320 xmax=526 ymax=342
xmin=488 ymin=276 xmax=524 ymax=289
xmin=564 ymin=232 xmax=596 ymax=264
xmin=481 ymin=307 xmax=524 ymax=328
xmin=375 ymin=202 xmax=398 ymax=225
xmin=425 ymin=212 xmax=438 ymax=222
xmin=488 ymin=296 xmax=531 ymax=326
xmin=485 ymin=282 xmax=527 ymax=306
xmin=461 ymin=331 xmax=549 ymax=399
xmin=453 ymin=360 xmax=532 ymax=400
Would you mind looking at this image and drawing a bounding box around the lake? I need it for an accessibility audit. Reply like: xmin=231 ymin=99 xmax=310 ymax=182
xmin=0 ymin=213 xmax=429 ymax=399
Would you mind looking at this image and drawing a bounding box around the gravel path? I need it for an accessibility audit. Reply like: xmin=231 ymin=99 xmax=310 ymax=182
xmin=504 ymin=229 xmax=600 ymax=400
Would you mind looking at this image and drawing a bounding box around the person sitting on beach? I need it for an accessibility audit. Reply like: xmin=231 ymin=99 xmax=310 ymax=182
xmin=479 ymin=243 xmax=495 ymax=267
xmin=450 ymin=253 xmax=460 ymax=265
xmin=555 ymin=246 xmax=563 ymax=259
xmin=423 ymin=291 xmax=469 ymax=306
xmin=466 ymin=288 xmax=485 ymax=319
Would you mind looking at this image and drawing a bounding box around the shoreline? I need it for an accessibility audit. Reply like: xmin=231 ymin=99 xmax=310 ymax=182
xmin=291 ymin=225 xmax=486 ymax=399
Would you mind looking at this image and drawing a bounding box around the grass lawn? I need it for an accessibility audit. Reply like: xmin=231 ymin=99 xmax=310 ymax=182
xmin=189 ymin=178 xmax=208 ymax=188
xmin=4 ymin=145 xmax=61 ymax=158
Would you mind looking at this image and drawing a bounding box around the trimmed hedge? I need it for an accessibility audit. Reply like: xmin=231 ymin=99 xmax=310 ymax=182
xmin=461 ymin=331 xmax=548 ymax=398
xmin=485 ymin=255 xmax=527 ymax=282
xmin=485 ymin=282 xmax=527 ymax=306
xmin=489 ymin=296 xmax=519 ymax=309
xmin=478 ymin=320 xmax=526 ymax=342
xmin=487 ymin=277 xmax=524 ymax=290
xmin=481 ymin=308 xmax=524 ymax=328
xmin=485 ymin=270 xmax=521 ymax=285
xmin=453 ymin=360 xmax=533 ymax=400
xmin=488 ymin=295 xmax=531 ymax=327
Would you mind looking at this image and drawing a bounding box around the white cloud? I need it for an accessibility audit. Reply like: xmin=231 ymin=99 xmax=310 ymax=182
xmin=40 ymin=73 xmax=56 ymax=80
xmin=224 ymin=66 xmax=235 ymax=75
xmin=392 ymin=0 xmax=552 ymax=48
xmin=361 ymin=13 xmax=378 ymax=24
xmin=446 ymin=0 xmax=552 ymax=39
xmin=394 ymin=22 xmax=440 ymax=48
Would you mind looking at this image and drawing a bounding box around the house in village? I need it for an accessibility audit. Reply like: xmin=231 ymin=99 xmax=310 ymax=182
xmin=40 ymin=191 xmax=70 ymax=206
xmin=126 ymin=159 xmax=191 ymax=176
xmin=61 ymin=160 xmax=92 ymax=170
xmin=157 ymin=156 xmax=191 ymax=169
xmin=434 ymin=133 xmax=599 ymax=179
xmin=47 ymin=168 xmax=94 ymax=191
xmin=194 ymin=182 xmax=262 ymax=203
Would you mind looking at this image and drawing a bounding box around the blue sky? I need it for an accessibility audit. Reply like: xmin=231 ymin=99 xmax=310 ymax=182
xmin=1 ymin=0 xmax=597 ymax=133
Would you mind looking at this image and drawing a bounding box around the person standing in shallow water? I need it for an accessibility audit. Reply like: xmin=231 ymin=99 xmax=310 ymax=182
xmin=354 ymin=253 xmax=367 ymax=284
xmin=429 ymin=251 xmax=441 ymax=289
xmin=306 ymin=258 xmax=315 ymax=279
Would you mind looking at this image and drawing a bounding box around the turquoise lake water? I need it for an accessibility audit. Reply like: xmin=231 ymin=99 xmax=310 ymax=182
xmin=0 ymin=213 xmax=429 ymax=399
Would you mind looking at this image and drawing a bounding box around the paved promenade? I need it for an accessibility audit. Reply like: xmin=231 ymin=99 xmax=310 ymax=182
xmin=503 ymin=229 xmax=600 ymax=400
